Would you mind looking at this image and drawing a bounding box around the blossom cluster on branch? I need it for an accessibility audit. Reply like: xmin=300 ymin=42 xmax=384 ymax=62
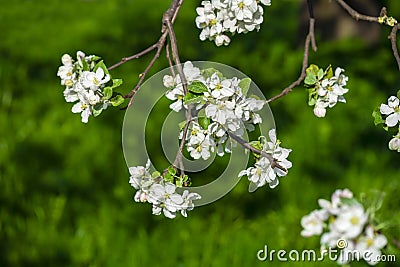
xmin=305 ymin=64 xmax=349 ymax=118
xmin=373 ymin=92 xmax=400 ymax=152
xmin=57 ymin=51 xmax=124 ymax=123
xmin=164 ymin=62 xmax=292 ymax=192
xmin=301 ymin=189 xmax=388 ymax=265
xmin=195 ymin=0 xmax=271 ymax=46
xmin=129 ymin=160 xmax=201 ymax=219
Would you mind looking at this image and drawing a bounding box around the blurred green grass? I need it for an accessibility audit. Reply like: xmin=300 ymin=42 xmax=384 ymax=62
xmin=1 ymin=0 xmax=399 ymax=266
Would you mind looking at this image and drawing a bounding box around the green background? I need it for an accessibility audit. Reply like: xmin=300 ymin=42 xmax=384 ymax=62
xmin=1 ymin=0 xmax=400 ymax=266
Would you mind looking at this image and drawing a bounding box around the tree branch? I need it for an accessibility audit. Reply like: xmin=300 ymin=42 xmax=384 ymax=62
xmin=267 ymin=18 xmax=316 ymax=103
xmin=389 ymin=23 xmax=400 ymax=70
xmin=334 ymin=0 xmax=400 ymax=71
xmin=334 ymin=0 xmax=379 ymax=22
xmin=226 ymin=131 xmax=287 ymax=173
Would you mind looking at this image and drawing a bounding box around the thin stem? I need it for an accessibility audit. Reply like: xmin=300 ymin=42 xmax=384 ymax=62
xmin=389 ymin=23 xmax=400 ymax=70
xmin=267 ymin=18 xmax=315 ymax=103
xmin=108 ymin=44 xmax=158 ymax=71
xmin=226 ymin=131 xmax=287 ymax=173
xmin=334 ymin=0 xmax=379 ymax=22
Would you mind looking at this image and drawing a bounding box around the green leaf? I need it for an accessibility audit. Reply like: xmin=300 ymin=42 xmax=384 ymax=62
xmin=94 ymin=60 xmax=109 ymax=75
xmin=164 ymin=173 xmax=174 ymax=183
xmin=80 ymin=57 xmax=89 ymax=71
xmin=308 ymin=97 xmax=316 ymax=106
xmin=167 ymin=166 xmax=176 ymax=176
xmin=372 ymin=107 xmax=385 ymax=126
xmin=238 ymin=78 xmax=251 ymax=95
xmin=325 ymin=65 xmax=333 ymax=79
xmin=201 ymin=68 xmax=224 ymax=79
xmin=110 ymin=95 xmax=124 ymax=107
xmin=178 ymin=120 xmax=186 ymax=130
xmin=188 ymin=81 xmax=208 ymax=94
xmin=308 ymin=89 xmax=317 ymax=106
xmin=304 ymin=74 xmax=317 ymax=85
xmin=151 ymin=171 xmax=161 ymax=178
xmin=103 ymin=87 xmax=113 ymax=100
xmin=198 ymin=116 xmax=210 ymax=130
xmin=397 ymin=89 xmax=400 ymax=99
xmin=111 ymin=79 xmax=123 ymax=89
xmin=248 ymin=94 xmax=260 ymax=100
xmin=183 ymin=92 xmax=204 ymax=105
xmin=92 ymin=105 xmax=103 ymax=117
xmin=307 ymin=64 xmax=319 ymax=75
xmin=317 ymin=69 xmax=324 ymax=80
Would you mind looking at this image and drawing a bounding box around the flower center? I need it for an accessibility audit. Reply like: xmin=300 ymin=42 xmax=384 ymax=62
xmin=65 ymin=79 xmax=73 ymax=87
xmin=81 ymin=103 xmax=88 ymax=110
xmin=215 ymin=83 xmax=222 ymax=90
xmin=366 ymin=238 xmax=374 ymax=247
xmin=238 ymin=2 xmax=245 ymax=9
xmin=92 ymin=77 xmax=100 ymax=86
xmin=210 ymin=19 xmax=217 ymax=26
xmin=350 ymin=216 xmax=359 ymax=225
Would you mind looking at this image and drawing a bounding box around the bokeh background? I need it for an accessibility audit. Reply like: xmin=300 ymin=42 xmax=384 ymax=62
xmin=1 ymin=0 xmax=400 ymax=266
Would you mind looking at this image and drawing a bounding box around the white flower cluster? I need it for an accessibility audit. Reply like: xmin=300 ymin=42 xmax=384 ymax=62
xmin=238 ymin=129 xmax=292 ymax=191
xmin=164 ymin=61 xmax=265 ymax=161
xmin=301 ymin=189 xmax=388 ymax=266
xmin=57 ymin=51 xmax=123 ymax=123
xmin=305 ymin=65 xmax=349 ymax=118
xmin=129 ymin=160 xmax=201 ymax=219
xmin=195 ymin=0 xmax=271 ymax=46
xmin=379 ymin=95 xmax=400 ymax=152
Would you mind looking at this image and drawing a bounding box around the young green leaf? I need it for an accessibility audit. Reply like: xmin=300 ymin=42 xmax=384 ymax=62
xmin=168 ymin=165 xmax=177 ymax=176
xmin=112 ymin=79 xmax=123 ymax=89
xmin=94 ymin=60 xmax=109 ymax=75
xmin=103 ymin=87 xmax=113 ymax=100
xmin=238 ymin=78 xmax=251 ymax=95
xmin=198 ymin=116 xmax=211 ymax=130
xmin=317 ymin=69 xmax=324 ymax=80
xmin=183 ymin=92 xmax=204 ymax=105
xmin=188 ymin=81 xmax=208 ymax=94
xmin=110 ymin=95 xmax=125 ymax=107
xmin=372 ymin=107 xmax=385 ymax=126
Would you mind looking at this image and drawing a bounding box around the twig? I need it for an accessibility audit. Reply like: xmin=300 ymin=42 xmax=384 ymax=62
xmin=226 ymin=131 xmax=287 ymax=173
xmin=307 ymin=0 xmax=317 ymax=51
xmin=334 ymin=0 xmax=400 ymax=71
xmin=114 ymin=0 xmax=184 ymax=106
xmin=107 ymin=44 xmax=158 ymax=71
xmin=389 ymin=23 xmax=400 ymax=70
xmin=267 ymin=18 xmax=316 ymax=103
xmin=166 ymin=43 xmax=176 ymax=76
xmin=334 ymin=0 xmax=379 ymax=22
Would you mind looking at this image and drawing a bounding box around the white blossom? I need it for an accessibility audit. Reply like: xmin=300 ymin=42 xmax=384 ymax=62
xmin=238 ymin=129 xmax=292 ymax=191
xmin=165 ymin=84 xmax=185 ymax=112
xmin=195 ymin=0 xmax=272 ymax=46
xmin=80 ymin=68 xmax=110 ymax=91
xmin=317 ymin=68 xmax=349 ymax=108
xmin=149 ymin=183 xmax=184 ymax=219
xmin=180 ymin=190 xmax=201 ymax=217
xmin=356 ymin=226 xmax=387 ymax=266
xmin=332 ymin=204 xmax=368 ymax=239
xmin=380 ymin=95 xmax=400 ymax=127
xmin=388 ymin=136 xmax=400 ymax=151
xmin=300 ymin=210 xmax=328 ymax=237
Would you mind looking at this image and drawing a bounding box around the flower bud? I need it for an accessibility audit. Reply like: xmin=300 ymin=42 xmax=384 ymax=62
xmin=61 ymin=54 xmax=73 ymax=66
xmin=388 ymin=137 xmax=400 ymax=151
xmin=163 ymin=75 xmax=175 ymax=88
xmin=313 ymin=106 xmax=326 ymax=118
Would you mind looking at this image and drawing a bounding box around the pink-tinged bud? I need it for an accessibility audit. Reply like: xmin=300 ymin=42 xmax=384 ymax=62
xmin=388 ymin=137 xmax=400 ymax=151
xmin=140 ymin=192 xmax=147 ymax=202
xmin=313 ymin=106 xmax=326 ymax=118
